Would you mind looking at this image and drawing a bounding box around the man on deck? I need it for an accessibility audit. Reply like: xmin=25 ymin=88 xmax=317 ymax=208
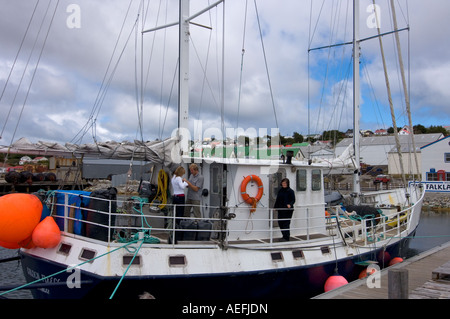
xmin=183 ymin=164 xmax=204 ymax=219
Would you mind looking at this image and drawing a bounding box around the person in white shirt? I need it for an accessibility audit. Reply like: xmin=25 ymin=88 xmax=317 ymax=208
xmin=171 ymin=166 xmax=188 ymax=227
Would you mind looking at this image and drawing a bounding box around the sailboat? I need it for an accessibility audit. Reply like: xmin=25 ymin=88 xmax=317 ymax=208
xmin=2 ymin=0 xmax=423 ymax=299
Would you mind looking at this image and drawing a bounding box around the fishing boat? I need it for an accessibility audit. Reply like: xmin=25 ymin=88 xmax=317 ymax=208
xmin=1 ymin=0 xmax=424 ymax=299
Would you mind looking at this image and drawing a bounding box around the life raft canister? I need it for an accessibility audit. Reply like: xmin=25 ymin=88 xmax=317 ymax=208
xmin=240 ymin=175 xmax=264 ymax=212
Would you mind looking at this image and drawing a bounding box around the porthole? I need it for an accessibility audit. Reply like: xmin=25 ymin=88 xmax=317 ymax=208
xmin=57 ymin=243 xmax=72 ymax=256
xmin=123 ymin=255 xmax=141 ymax=266
xmin=271 ymin=252 xmax=283 ymax=262
xmin=79 ymin=248 xmax=96 ymax=262
xmin=169 ymin=255 xmax=187 ymax=267
xmin=292 ymin=250 xmax=304 ymax=259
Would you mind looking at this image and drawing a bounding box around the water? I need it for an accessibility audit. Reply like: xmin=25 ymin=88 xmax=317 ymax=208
xmin=0 ymin=249 xmax=32 ymax=299
xmin=406 ymin=209 xmax=450 ymax=258
xmin=1 ymin=210 xmax=448 ymax=299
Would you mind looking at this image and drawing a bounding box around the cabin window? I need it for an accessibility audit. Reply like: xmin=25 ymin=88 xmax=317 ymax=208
xmin=312 ymin=170 xmax=322 ymax=191
xmin=212 ymin=167 xmax=219 ymax=194
xmin=320 ymin=246 xmax=331 ymax=255
xmin=296 ymin=169 xmax=307 ymax=192
xmin=57 ymin=243 xmax=72 ymax=255
xmin=292 ymin=250 xmax=305 ymax=259
xmin=269 ymin=169 xmax=286 ymax=209
xmin=123 ymin=255 xmax=141 ymax=266
xmin=79 ymin=248 xmax=96 ymax=262
xmin=271 ymin=252 xmax=283 ymax=262
xmin=169 ymin=255 xmax=187 ymax=267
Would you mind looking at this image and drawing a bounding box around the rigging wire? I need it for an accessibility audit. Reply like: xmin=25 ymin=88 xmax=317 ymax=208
xmin=194 ymin=2 xmax=216 ymax=138
xmin=0 ymin=0 xmax=40 ymax=141
xmin=6 ymin=0 xmax=60 ymax=152
xmin=236 ymin=0 xmax=249 ymax=132
xmin=70 ymin=0 xmax=135 ymax=145
xmin=158 ymin=0 xmax=169 ymax=140
xmin=310 ymin=0 xmax=352 ymax=137
xmin=159 ymin=59 xmax=179 ymax=139
xmin=190 ymin=36 xmax=220 ymax=116
xmin=134 ymin=0 xmax=145 ymax=143
xmin=91 ymin=13 xmax=142 ymax=144
xmin=253 ymin=0 xmax=278 ymax=129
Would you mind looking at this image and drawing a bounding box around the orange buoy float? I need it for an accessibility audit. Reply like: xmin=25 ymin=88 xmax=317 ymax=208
xmin=0 ymin=193 xmax=42 ymax=248
xmin=32 ymin=216 xmax=61 ymax=249
xmin=359 ymin=266 xmax=377 ymax=279
xmin=324 ymin=274 xmax=348 ymax=292
xmin=389 ymin=257 xmax=403 ymax=266
xmin=0 ymin=239 xmax=20 ymax=249
xmin=240 ymin=175 xmax=264 ymax=212
xmin=19 ymin=235 xmax=36 ymax=249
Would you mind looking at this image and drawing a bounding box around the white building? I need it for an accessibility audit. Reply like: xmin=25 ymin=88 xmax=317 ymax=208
xmin=420 ymin=135 xmax=450 ymax=182
xmin=335 ymin=134 xmax=443 ymax=175
xmin=387 ymin=145 xmax=421 ymax=177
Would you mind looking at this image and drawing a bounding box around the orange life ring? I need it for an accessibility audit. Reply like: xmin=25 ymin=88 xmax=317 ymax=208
xmin=240 ymin=175 xmax=264 ymax=211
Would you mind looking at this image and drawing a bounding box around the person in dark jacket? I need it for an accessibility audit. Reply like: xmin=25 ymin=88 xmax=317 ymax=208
xmin=274 ymin=178 xmax=296 ymax=241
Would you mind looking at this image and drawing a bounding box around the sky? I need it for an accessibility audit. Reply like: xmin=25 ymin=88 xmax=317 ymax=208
xmin=0 ymin=0 xmax=449 ymax=146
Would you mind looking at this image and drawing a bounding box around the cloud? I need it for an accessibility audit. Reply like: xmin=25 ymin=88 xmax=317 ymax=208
xmin=0 ymin=0 xmax=449 ymax=147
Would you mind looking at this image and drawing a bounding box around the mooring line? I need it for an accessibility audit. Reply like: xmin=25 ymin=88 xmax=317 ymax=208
xmin=109 ymin=237 xmax=145 ymax=299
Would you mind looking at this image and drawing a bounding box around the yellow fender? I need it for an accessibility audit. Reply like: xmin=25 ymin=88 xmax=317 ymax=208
xmin=387 ymin=214 xmax=407 ymax=227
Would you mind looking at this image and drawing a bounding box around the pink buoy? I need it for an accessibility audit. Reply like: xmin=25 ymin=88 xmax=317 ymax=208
xmin=324 ymin=274 xmax=348 ymax=292
xmin=359 ymin=267 xmax=377 ymax=279
xmin=32 ymin=216 xmax=61 ymax=249
xmin=389 ymin=257 xmax=403 ymax=266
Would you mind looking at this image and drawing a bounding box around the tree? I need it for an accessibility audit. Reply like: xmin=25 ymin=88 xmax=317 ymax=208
xmin=413 ymin=124 xmax=448 ymax=136
xmin=428 ymin=125 xmax=448 ymax=136
xmin=413 ymin=124 xmax=426 ymax=134
xmin=321 ymin=130 xmax=345 ymax=145
xmin=293 ymin=132 xmax=304 ymax=143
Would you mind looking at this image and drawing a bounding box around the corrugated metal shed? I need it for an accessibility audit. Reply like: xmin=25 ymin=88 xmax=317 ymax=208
xmin=335 ymin=133 xmax=443 ymax=166
xmin=82 ymin=158 xmax=152 ymax=179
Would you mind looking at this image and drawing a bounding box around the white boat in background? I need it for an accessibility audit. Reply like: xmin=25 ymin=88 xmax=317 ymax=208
xmin=0 ymin=0 xmax=424 ymax=299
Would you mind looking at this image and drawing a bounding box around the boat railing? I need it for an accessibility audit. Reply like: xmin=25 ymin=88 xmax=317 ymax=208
xmin=326 ymin=202 xmax=417 ymax=246
xmin=48 ymin=191 xmax=330 ymax=247
xmin=48 ymin=190 xmax=420 ymax=248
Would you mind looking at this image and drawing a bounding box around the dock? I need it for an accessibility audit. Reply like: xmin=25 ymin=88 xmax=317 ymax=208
xmin=313 ymin=240 xmax=450 ymax=299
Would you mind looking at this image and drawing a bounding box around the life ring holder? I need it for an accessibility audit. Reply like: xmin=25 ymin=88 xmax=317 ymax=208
xmin=240 ymin=175 xmax=264 ymax=212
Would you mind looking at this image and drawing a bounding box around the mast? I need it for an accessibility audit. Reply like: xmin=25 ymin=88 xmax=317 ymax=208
xmin=352 ymin=0 xmax=361 ymax=204
xmin=142 ymin=0 xmax=224 ymax=154
xmin=390 ymin=0 xmax=419 ymax=181
xmin=178 ymin=0 xmax=190 ymax=133
xmin=372 ymin=0 xmax=407 ymax=189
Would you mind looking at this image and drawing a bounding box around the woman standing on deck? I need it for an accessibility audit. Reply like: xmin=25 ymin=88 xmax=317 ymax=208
xmin=171 ymin=166 xmax=188 ymax=226
xmin=274 ymin=178 xmax=296 ymax=241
